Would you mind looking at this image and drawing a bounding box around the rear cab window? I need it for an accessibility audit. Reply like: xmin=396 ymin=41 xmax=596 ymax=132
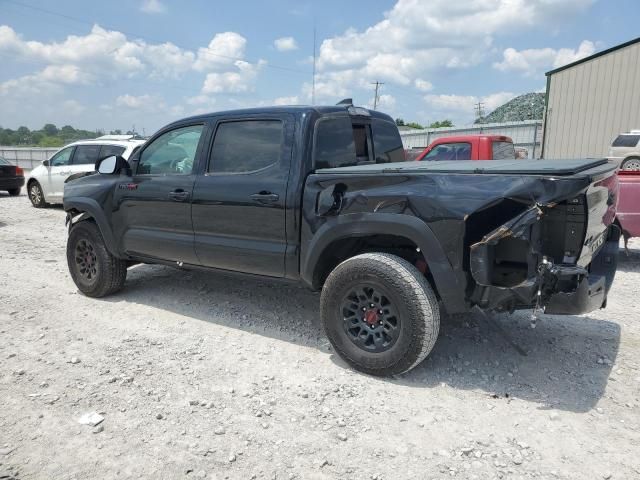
xmin=492 ymin=141 xmax=516 ymax=160
xmin=612 ymin=135 xmax=640 ymax=148
xmin=313 ymin=113 xmax=405 ymax=169
xmin=423 ymin=142 xmax=471 ymax=161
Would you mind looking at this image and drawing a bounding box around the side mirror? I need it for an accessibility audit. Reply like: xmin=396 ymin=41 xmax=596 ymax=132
xmin=43 ymin=159 xmax=50 ymax=167
xmin=96 ymin=155 xmax=130 ymax=175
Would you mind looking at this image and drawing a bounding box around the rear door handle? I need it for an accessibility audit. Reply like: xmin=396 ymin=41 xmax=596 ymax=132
xmin=250 ymin=192 xmax=279 ymax=203
xmin=168 ymin=189 xmax=189 ymax=202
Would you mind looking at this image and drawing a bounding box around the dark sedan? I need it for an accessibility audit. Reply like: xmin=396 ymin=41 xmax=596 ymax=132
xmin=0 ymin=156 xmax=25 ymax=196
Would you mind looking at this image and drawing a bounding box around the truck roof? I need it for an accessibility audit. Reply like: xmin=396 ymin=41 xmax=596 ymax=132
xmin=430 ymin=135 xmax=513 ymax=143
xmin=166 ymin=105 xmax=394 ymax=127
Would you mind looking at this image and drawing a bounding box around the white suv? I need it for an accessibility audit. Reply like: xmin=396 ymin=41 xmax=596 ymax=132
xmin=609 ymin=130 xmax=640 ymax=171
xmin=27 ymin=135 xmax=145 ymax=207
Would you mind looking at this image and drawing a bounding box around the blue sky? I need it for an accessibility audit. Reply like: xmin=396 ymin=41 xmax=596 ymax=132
xmin=0 ymin=0 xmax=639 ymax=134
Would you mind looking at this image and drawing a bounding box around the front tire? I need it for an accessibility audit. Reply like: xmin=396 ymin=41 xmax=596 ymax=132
xmin=28 ymin=181 xmax=46 ymax=207
xmin=8 ymin=188 xmax=20 ymax=196
xmin=67 ymin=221 xmax=127 ymax=298
xmin=320 ymin=253 xmax=440 ymax=376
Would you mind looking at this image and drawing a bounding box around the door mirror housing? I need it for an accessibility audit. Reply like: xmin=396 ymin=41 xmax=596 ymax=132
xmin=96 ymin=155 xmax=130 ymax=175
xmin=42 ymin=159 xmax=49 ymax=167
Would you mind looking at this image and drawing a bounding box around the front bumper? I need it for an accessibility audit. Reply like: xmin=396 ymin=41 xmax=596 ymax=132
xmin=0 ymin=177 xmax=25 ymax=190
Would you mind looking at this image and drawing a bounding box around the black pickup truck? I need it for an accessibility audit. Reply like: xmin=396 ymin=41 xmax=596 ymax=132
xmin=63 ymin=104 xmax=620 ymax=376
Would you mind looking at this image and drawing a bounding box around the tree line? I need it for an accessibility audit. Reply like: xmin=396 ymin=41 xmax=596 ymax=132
xmin=395 ymin=118 xmax=454 ymax=129
xmin=0 ymin=124 xmax=137 ymax=147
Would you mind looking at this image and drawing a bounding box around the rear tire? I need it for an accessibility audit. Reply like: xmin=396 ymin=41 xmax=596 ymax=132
xmin=320 ymin=252 xmax=440 ymax=376
xmin=67 ymin=221 xmax=127 ymax=298
xmin=8 ymin=188 xmax=20 ymax=196
xmin=28 ymin=181 xmax=46 ymax=207
xmin=621 ymin=157 xmax=640 ymax=171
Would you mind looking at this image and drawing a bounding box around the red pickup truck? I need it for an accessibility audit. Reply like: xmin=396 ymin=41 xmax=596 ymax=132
xmin=617 ymin=170 xmax=640 ymax=249
xmin=415 ymin=135 xmax=516 ymax=161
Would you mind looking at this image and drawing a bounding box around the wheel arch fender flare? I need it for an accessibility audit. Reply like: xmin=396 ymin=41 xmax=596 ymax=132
xmin=65 ymin=198 xmax=118 ymax=257
xmin=301 ymin=213 xmax=467 ymax=313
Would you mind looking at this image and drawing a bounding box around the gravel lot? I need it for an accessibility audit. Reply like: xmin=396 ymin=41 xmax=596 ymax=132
xmin=1 ymin=189 xmax=639 ymax=480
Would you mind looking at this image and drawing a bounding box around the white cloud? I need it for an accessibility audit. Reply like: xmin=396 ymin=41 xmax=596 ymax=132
xmin=414 ymin=79 xmax=433 ymax=92
xmin=193 ymin=32 xmax=247 ymax=72
xmin=368 ymin=93 xmax=396 ymax=111
xmin=493 ymin=40 xmax=596 ymax=76
xmin=0 ymin=24 xmax=266 ymax=105
xmin=308 ymin=0 xmax=594 ymax=100
xmin=116 ymin=94 xmax=155 ymax=109
xmin=423 ymin=91 xmax=516 ymax=124
xmin=140 ymin=0 xmax=167 ymax=14
xmin=201 ymin=60 xmax=266 ymax=94
xmin=62 ymin=99 xmax=86 ymax=115
xmin=273 ymin=95 xmax=300 ymax=105
xmin=274 ymin=37 xmax=298 ymax=52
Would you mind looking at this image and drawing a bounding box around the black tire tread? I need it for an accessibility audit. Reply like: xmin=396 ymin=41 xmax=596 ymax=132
xmin=8 ymin=188 xmax=21 ymax=196
xmin=320 ymin=252 xmax=440 ymax=376
xmin=28 ymin=181 xmax=46 ymax=208
xmin=67 ymin=221 xmax=127 ymax=298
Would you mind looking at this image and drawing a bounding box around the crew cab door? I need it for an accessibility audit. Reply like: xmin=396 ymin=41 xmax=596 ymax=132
xmin=113 ymin=123 xmax=206 ymax=264
xmin=46 ymin=146 xmax=75 ymax=201
xmin=191 ymin=114 xmax=294 ymax=277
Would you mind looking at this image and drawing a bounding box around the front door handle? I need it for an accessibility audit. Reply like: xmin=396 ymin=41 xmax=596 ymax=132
xmin=250 ymin=192 xmax=279 ymax=203
xmin=168 ymin=189 xmax=189 ymax=202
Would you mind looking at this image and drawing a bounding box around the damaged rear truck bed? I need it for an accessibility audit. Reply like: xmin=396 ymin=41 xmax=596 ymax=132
xmin=63 ymin=105 xmax=620 ymax=376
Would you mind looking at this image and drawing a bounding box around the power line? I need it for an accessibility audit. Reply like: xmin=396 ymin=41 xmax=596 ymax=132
xmin=4 ymin=0 xmax=312 ymax=76
xmin=474 ymin=101 xmax=485 ymax=119
xmin=371 ymin=81 xmax=384 ymax=110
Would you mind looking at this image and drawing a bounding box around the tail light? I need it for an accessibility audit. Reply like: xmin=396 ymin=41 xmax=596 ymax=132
xmin=15 ymin=166 xmax=24 ymax=176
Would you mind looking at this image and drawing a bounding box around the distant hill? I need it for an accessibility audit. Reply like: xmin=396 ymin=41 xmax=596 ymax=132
xmin=475 ymin=92 xmax=545 ymax=124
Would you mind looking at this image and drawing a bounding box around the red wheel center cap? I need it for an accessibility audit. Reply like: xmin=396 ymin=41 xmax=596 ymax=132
xmin=364 ymin=309 xmax=379 ymax=325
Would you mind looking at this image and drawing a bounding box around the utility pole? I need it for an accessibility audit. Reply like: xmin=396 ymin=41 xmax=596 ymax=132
xmin=371 ymin=81 xmax=384 ymax=110
xmin=311 ymin=25 xmax=316 ymax=105
xmin=474 ymin=102 xmax=485 ymax=121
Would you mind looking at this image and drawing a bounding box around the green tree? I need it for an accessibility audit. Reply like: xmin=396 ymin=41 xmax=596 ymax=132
xmin=61 ymin=125 xmax=76 ymax=136
xmin=395 ymin=118 xmax=405 ymax=126
xmin=406 ymin=122 xmax=424 ymax=129
xmin=42 ymin=123 xmax=58 ymax=136
xmin=17 ymin=126 xmax=31 ymax=144
xmin=429 ymin=120 xmax=454 ymax=128
xmin=38 ymin=136 xmax=64 ymax=147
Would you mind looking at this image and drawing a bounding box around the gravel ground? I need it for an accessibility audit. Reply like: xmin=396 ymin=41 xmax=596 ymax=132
xmin=1 ymin=189 xmax=639 ymax=480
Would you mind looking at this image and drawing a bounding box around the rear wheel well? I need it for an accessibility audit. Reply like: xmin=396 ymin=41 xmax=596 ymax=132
xmin=312 ymin=234 xmax=438 ymax=296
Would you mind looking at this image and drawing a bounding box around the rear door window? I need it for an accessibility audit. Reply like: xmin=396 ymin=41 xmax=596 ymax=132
xmin=208 ymin=120 xmax=284 ymax=173
xmin=72 ymin=145 xmax=101 ymax=165
xmin=314 ymin=116 xmax=356 ymax=169
xmin=372 ymin=119 xmax=405 ymax=163
xmin=99 ymin=145 xmax=126 ymax=160
xmin=492 ymin=141 xmax=516 ymax=160
xmin=423 ymin=142 xmax=471 ymax=161
xmin=612 ymin=135 xmax=640 ymax=147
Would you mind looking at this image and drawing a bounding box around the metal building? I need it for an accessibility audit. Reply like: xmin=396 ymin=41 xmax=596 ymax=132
xmin=542 ymin=37 xmax=640 ymax=159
